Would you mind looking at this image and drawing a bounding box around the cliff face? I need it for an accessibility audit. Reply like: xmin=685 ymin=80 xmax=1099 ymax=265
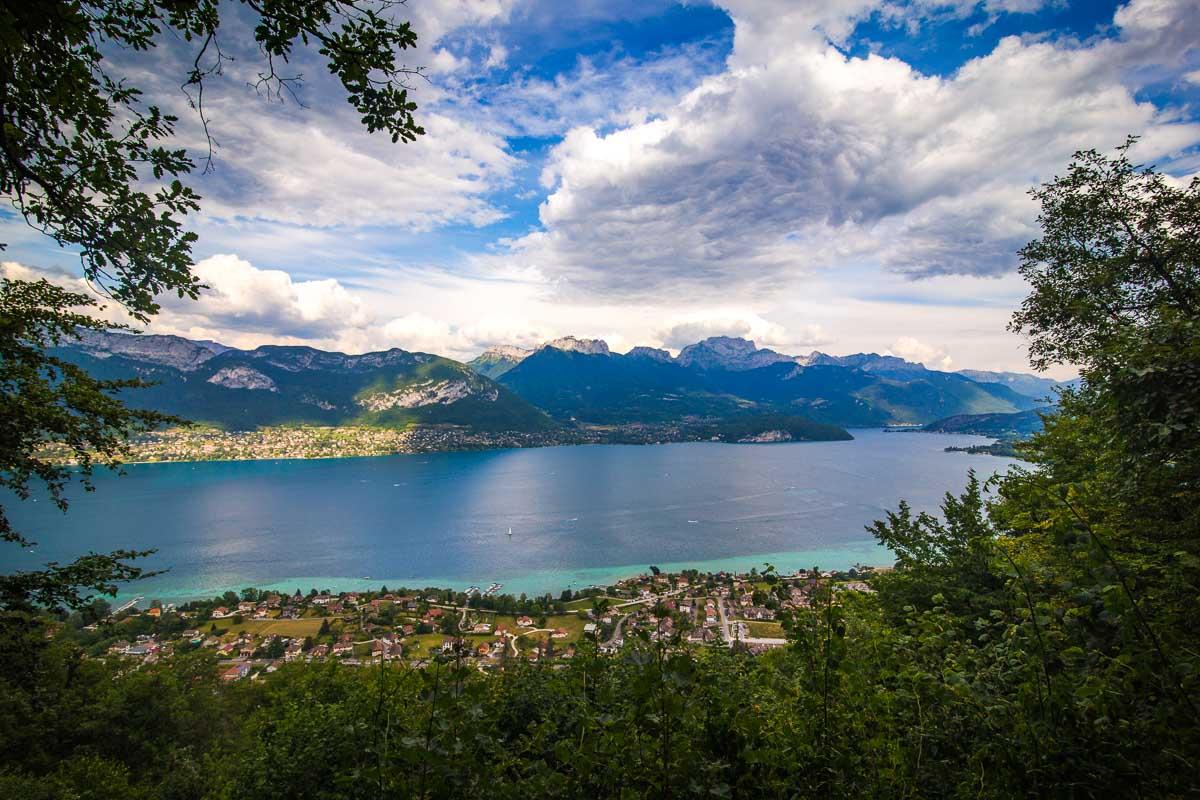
xmin=626 ymin=346 xmax=673 ymax=363
xmin=467 ymin=346 xmax=533 ymax=379
xmin=71 ymin=330 xmax=226 ymax=371
xmin=54 ymin=331 xmax=556 ymax=433
xmin=543 ymin=336 xmax=611 ymax=356
xmin=675 ymin=337 xmax=792 ymax=371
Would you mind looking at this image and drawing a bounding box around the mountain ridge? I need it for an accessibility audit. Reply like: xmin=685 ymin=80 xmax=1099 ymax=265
xmin=61 ymin=330 xmax=1062 ymax=436
xmin=56 ymin=332 xmax=557 ymax=433
xmin=467 ymin=334 xmax=1071 ymax=400
xmin=494 ymin=337 xmax=1048 ymax=427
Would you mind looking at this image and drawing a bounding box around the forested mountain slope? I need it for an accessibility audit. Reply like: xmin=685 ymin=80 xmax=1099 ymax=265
xmin=54 ymin=332 xmax=557 ymax=432
xmin=497 ymin=339 xmax=1042 ymax=426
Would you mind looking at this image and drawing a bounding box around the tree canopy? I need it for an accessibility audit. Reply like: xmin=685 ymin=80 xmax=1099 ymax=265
xmin=0 ymin=0 xmax=426 ymax=609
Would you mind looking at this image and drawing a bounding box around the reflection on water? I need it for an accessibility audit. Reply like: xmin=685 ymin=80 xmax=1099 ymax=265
xmin=2 ymin=430 xmax=1014 ymax=599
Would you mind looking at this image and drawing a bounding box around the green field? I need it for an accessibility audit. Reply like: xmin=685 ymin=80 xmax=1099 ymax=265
xmin=209 ymin=617 xmax=341 ymax=638
xmin=563 ymin=596 xmax=619 ymax=611
xmin=502 ymin=612 xmax=589 ymax=645
xmin=746 ymin=621 xmax=785 ymax=639
xmin=403 ymin=633 xmax=451 ymax=658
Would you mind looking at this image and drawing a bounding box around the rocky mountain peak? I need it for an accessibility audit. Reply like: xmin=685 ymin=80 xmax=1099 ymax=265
xmin=68 ymin=330 xmax=226 ymax=371
xmin=467 ymin=345 xmax=533 ymax=379
xmin=800 ymin=352 xmax=927 ymax=373
xmin=676 ymin=336 xmax=791 ymax=371
xmin=626 ymin=346 xmax=673 ymax=363
xmin=480 ymin=345 xmax=534 ymax=360
xmin=543 ymin=336 xmax=611 ymax=356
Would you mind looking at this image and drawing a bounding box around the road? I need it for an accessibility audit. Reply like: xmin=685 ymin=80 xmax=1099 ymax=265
xmin=601 ymin=587 xmax=689 ymax=646
xmin=716 ymin=596 xmax=734 ymax=643
xmin=603 ymin=612 xmax=631 ymax=647
xmin=717 ymin=596 xmax=787 ymax=648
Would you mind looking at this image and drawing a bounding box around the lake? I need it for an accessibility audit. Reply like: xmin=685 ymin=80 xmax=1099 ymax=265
xmin=1 ymin=430 xmax=1017 ymax=602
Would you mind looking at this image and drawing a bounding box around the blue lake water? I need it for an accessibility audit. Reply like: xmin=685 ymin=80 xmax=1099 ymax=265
xmin=1 ymin=430 xmax=1017 ymax=602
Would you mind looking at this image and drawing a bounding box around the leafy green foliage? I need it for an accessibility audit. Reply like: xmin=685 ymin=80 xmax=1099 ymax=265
xmin=868 ymin=472 xmax=1007 ymax=623
xmin=1 ymin=1 xmax=424 ymax=318
xmin=1012 ymin=137 xmax=1199 ymax=371
xmin=0 ymin=0 xmax=427 ymax=606
xmin=0 ymin=2 xmax=204 ymax=320
xmin=0 ymin=280 xmax=168 ymax=609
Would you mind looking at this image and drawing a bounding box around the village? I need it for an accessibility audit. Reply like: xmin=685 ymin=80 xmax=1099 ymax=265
xmin=66 ymin=567 xmax=880 ymax=683
xmin=102 ymin=424 xmax=590 ymax=464
xmin=67 ymin=421 xmax=807 ymax=466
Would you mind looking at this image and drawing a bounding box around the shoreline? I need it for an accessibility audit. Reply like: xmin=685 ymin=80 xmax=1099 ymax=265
xmin=65 ymin=426 xmax=983 ymax=470
xmin=23 ymin=431 xmax=1015 ymax=610
xmin=108 ymin=540 xmax=896 ymax=607
xmin=39 ymin=415 xmax=861 ymax=468
xmin=95 ymin=432 xmax=880 ymax=469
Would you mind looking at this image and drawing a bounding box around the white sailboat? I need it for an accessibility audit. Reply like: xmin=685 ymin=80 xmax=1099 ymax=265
xmin=507 ymin=527 xmax=513 ymax=538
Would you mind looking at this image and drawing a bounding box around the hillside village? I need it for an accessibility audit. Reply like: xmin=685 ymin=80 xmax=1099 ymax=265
xmin=61 ymin=567 xmax=881 ymax=681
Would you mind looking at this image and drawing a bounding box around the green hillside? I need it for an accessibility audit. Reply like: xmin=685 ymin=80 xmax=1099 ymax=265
xmin=54 ymin=337 xmax=557 ymax=433
xmin=925 ymin=407 xmax=1053 ymax=438
xmin=683 ymin=413 xmax=855 ymax=442
xmin=498 ymin=346 xmax=1042 ymax=427
xmin=498 ymin=347 xmax=749 ymax=423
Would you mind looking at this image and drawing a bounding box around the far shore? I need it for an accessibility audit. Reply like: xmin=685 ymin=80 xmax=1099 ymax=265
xmin=49 ymin=422 xmax=875 ymax=468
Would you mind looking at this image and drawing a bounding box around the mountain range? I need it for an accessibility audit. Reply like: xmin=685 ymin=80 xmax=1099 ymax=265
xmin=472 ymin=335 xmax=1062 ymax=427
xmin=472 ymin=335 xmax=1065 ymax=400
xmin=57 ymin=331 xmax=1068 ymax=436
xmin=57 ymin=331 xmax=555 ymax=432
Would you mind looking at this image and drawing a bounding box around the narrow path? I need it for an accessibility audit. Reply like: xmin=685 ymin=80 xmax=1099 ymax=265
xmin=603 ymin=613 xmax=630 ymax=647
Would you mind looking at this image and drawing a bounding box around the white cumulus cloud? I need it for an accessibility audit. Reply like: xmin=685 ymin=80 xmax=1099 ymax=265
xmin=888 ymin=335 xmax=954 ymax=369
xmin=655 ymin=311 xmax=828 ymax=353
xmin=158 ymin=254 xmax=373 ymax=341
xmin=496 ymin=0 xmax=1200 ymax=301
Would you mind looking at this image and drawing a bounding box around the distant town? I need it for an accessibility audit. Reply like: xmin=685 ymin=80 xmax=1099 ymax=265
xmin=55 ymin=567 xmax=884 ymax=682
xmin=48 ymin=421 xmax=854 ymax=464
xmin=112 ymin=425 xmax=590 ymax=462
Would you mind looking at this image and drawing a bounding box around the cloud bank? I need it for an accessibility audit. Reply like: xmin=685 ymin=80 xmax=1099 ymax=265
xmin=501 ymin=0 xmax=1199 ymax=298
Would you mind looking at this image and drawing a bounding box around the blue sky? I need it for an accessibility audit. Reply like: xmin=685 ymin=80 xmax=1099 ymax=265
xmin=4 ymin=0 xmax=1199 ymax=376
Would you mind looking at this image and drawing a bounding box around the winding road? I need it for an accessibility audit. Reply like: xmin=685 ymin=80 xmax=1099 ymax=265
xmin=603 ymin=613 xmax=631 ymax=647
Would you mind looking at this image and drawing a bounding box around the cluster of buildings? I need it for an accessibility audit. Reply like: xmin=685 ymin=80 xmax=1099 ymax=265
xmin=115 ymin=422 xmax=821 ymax=466
xmin=594 ymin=567 xmax=878 ymax=654
xmin=88 ymin=586 xmax=583 ymax=681
xmin=87 ymin=567 xmax=881 ymax=681
xmin=123 ymin=425 xmax=588 ymax=463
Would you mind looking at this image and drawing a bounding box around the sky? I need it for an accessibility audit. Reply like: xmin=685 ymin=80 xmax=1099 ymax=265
xmin=4 ymin=0 xmax=1200 ymax=378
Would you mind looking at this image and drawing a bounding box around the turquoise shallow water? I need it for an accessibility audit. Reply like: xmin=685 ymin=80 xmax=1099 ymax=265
xmin=1 ymin=430 xmax=1015 ymax=603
